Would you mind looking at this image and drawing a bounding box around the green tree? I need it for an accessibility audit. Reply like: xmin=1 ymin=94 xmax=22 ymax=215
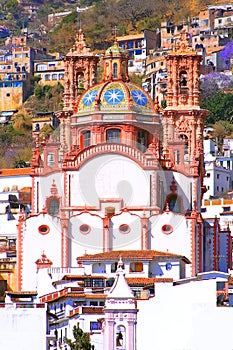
xmin=201 ymin=92 xmax=233 ymax=124
xmin=66 ymin=325 xmax=92 ymax=350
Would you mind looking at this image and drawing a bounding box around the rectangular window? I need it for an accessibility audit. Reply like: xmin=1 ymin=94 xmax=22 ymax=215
xmin=47 ymin=152 xmax=55 ymax=166
xmin=90 ymin=322 xmax=101 ymax=331
xmin=223 ymin=206 xmax=230 ymax=212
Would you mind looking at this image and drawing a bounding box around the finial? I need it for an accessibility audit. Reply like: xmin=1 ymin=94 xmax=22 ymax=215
xmin=117 ymin=256 xmax=124 ymax=270
xmin=113 ymin=25 xmax=118 ymax=42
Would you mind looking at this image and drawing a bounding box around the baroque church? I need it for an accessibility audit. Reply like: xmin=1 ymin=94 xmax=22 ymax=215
xmin=16 ymin=29 xmax=232 ymax=291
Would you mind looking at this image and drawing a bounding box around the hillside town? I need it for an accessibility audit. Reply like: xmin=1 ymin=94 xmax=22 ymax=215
xmin=2 ymin=2 xmax=233 ymax=350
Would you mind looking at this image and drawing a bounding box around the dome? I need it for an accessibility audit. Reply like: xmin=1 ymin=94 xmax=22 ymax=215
xmin=104 ymin=41 xmax=126 ymax=56
xmin=77 ymin=80 xmax=155 ymax=115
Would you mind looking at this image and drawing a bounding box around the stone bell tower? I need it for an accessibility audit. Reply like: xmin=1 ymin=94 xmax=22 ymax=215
xmin=62 ymin=29 xmax=99 ymax=112
xmin=161 ymin=30 xmax=208 ymax=197
xmin=56 ymin=29 xmax=99 ymax=157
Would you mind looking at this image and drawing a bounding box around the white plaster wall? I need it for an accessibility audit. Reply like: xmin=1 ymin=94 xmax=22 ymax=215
xmin=111 ymin=212 xmax=141 ymax=250
xmin=163 ymin=170 xmax=193 ymax=211
xmin=137 ymin=278 xmax=233 ymax=350
xmin=0 ymin=213 xmax=19 ymax=237
xmin=0 ymin=307 xmax=47 ymax=350
xmin=0 ymin=175 xmax=31 ymax=192
xmin=70 ymin=213 xmax=104 ymax=262
xmin=150 ymin=212 xmax=189 ymax=254
xmin=22 ymin=214 xmax=62 ymax=290
xmin=70 ymin=155 xmax=151 ymax=208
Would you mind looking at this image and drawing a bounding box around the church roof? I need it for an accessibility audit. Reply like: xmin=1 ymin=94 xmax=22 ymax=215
xmin=76 ymin=80 xmax=155 ymax=115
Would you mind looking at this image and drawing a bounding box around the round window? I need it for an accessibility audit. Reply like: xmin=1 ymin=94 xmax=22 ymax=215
xmin=119 ymin=224 xmax=130 ymax=234
xmin=79 ymin=224 xmax=91 ymax=235
xmin=161 ymin=224 xmax=173 ymax=235
xmin=38 ymin=225 xmax=50 ymax=235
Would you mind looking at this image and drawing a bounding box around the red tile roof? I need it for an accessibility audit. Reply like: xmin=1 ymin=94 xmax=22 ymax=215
xmin=77 ymin=250 xmax=190 ymax=263
xmin=0 ymin=168 xmax=31 ymax=177
xmin=126 ymin=277 xmax=173 ymax=285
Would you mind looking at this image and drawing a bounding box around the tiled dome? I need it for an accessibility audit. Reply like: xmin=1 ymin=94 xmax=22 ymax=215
xmin=77 ymin=80 xmax=155 ymax=115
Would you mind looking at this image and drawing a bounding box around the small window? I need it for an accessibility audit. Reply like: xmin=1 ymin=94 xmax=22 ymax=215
xmin=80 ymin=224 xmax=91 ymax=235
xmin=166 ymin=262 xmax=172 ymax=271
xmin=106 ymin=129 xmax=121 ymax=143
xmin=223 ymin=206 xmax=230 ymax=212
xmin=47 ymin=152 xmax=55 ymax=166
xmin=113 ymin=62 xmax=118 ymax=78
xmin=161 ymin=224 xmax=173 ymax=234
xmin=90 ymin=321 xmax=101 ymax=331
xmin=48 ymin=199 xmax=59 ymax=216
xmin=38 ymin=225 xmax=50 ymax=235
xmin=206 ymin=173 xmax=210 ymax=178
xmin=217 ymin=174 xmax=220 ymax=179
xmin=119 ymin=224 xmax=130 ymax=234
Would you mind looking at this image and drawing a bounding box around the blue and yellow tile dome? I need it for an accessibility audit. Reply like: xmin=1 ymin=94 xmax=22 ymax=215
xmin=77 ymin=80 xmax=155 ymax=114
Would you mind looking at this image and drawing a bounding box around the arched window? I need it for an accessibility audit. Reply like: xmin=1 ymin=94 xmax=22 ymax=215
xmin=113 ymin=62 xmax=118 ymax=78
xmin=166 ymin=194 xmax=182 ymax=212
xmin=137 ymin=130 xmax=147 ymax=152
xmin=106 ymin=129 xmax=121 ymax=143
xmin=77 ymin=72 xmax=84 ymax=94
xmin=81 ymin=130 xmax=91 ymax=148
xmin=48 ymin=199 xmax=59 ymax=216
xmin=179 ymin=70 xmax=188 ymax=94
xmin=174 ymin=150 xmax=180 ymax=164
xmin=180 ymin=134 xmax=189 ymax=163
xmin=116 ymin=325 xmax=126 ymax=348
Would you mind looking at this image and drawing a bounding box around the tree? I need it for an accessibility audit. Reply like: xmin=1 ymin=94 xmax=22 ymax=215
xmin=66 ymin=325 xmax=92 ymax=350
xmin=220 ymin=41 xmax=233 ymax=70
xmin=200 ymin=72 xmax=233 ymax=100
xmin=201 ymin=92 xmax=233 ymax=124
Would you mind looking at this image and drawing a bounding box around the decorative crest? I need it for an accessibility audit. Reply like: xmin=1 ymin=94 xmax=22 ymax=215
xmin=174 ymin=30 xmax=195 ymax=54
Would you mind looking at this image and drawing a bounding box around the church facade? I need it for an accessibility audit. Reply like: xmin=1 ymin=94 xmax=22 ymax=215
xmin=16 ymin=30 xmax=232 ymax=291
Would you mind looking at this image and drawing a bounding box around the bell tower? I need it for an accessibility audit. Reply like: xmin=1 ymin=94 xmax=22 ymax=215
xmin=62 ymin=29 xmax=99 ymax=112
xmin=161 ymin=31 xmax=208 ymax=195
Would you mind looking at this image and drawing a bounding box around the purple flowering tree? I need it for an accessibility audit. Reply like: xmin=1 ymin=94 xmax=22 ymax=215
xmin=200 ymin=72 xmax=233 ymax=99
xmin=220 ymin=41 xmax=233 ymax=69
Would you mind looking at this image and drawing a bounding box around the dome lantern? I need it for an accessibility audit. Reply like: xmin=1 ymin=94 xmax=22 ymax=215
xmin=103 ymin=40 xmax=129 ymax=82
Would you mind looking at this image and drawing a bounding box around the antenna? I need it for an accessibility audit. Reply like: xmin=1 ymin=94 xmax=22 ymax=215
xmin=77 ymin=0 xmax=81 ymax=30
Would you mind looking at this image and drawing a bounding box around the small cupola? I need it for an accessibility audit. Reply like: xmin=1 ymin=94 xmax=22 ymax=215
xmin=103 ymin=40 xmax=129 ymax=82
